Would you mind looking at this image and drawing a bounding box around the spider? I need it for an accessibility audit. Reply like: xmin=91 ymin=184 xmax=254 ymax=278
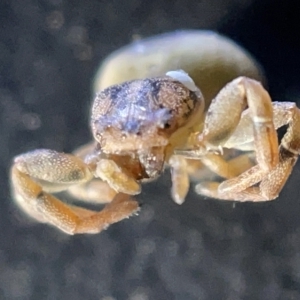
xmin=10 ymin=31 xmax=300 ymax=235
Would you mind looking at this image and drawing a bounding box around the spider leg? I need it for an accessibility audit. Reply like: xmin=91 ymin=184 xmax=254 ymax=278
xmin=202 ymin=77 xmax=279 ymax=170
xmin=67 ymin=142 xmax=117 ymax=204
xmin=10 ymin=149 xmax=139 ymax=234
xmin=196 ymin=102 xmax=300 ymax=201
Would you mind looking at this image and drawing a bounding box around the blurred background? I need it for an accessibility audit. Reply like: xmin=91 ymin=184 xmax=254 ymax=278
xmin=1 ymin=0 xmax=300 ymax=299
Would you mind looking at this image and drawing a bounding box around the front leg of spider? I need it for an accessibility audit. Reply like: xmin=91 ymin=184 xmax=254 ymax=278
xmin=184 ymin=77 xmax=282 ymax=201
xmin=11 ymin=149 xmax=139 ymax=234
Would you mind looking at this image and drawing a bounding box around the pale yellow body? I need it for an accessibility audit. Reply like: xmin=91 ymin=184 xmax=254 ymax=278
xmin=10 ymin=30 xmax=300 ymax=235
xmin=94 ymin=30 xmax=264 ymax=107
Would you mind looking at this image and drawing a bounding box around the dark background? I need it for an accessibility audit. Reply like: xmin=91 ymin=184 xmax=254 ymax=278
xmin=1 ymin=0 xmax=300 ymax=299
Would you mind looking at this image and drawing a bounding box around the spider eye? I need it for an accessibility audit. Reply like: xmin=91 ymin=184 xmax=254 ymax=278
xmin=166 ymin=70 xmax=198 ymax=92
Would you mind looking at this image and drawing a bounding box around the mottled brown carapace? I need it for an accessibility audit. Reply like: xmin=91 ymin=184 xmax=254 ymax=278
xmin=91 ymin=75 xmax=204 ymax=152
